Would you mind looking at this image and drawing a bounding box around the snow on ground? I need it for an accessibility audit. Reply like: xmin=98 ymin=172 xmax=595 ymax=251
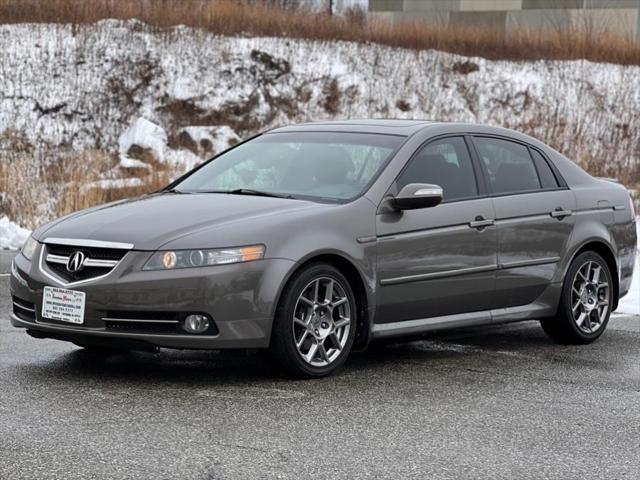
xmin=0 ymin=19 xmax=638 ymax=167
xmin=617 ymin=218 xmax=640 ymax=316
xmin=0 ymin=217 xmax=30 ymax=250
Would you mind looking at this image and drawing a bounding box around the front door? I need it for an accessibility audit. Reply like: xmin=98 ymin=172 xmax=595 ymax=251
xmin=375 ymin=136 xmax=498 ymax=324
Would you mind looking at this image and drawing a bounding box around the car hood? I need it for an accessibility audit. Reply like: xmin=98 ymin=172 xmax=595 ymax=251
xmin=37 ymin=193 xmax=327 ymax=251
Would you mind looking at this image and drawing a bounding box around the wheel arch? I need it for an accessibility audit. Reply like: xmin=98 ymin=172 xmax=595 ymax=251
xmin=566 ymin=240 xmax=619 ymax=311
xmin=272 ymin=252 xmax=374 ymax=349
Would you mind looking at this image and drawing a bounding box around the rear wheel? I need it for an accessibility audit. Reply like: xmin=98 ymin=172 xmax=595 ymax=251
xmin=541 ymin=251 xmax=612 ymax=344
xmin=270 ymin=263 xmax=356 ymax=378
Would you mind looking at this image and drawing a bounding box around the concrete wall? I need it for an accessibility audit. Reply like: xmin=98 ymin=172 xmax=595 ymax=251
xmin=459 ymin=0 xmax=523 ymax=11
xmin=368 ymin=0 xmax=640 ymax=38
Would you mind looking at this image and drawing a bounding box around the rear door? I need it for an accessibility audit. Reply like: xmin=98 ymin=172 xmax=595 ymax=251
xmin=375 ymin=136 xmax=498 ymax=324
xmin=470 ymin=136 xmax=576 ymax=307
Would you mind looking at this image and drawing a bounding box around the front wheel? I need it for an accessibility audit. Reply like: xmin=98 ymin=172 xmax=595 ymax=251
xmin=541 ymin=251 xmax=613 ymax=344
xmin=270 ymin=263 xmax=357 ymax=378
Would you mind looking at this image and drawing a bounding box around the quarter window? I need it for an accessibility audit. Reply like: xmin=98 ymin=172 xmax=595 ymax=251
xmin=474 ymin=137 xmax=541 ymax=195
xmin=397 ymin=137 xmax=478 ymax=202
xmin=530 ymin=148 xmax=559 ymax=189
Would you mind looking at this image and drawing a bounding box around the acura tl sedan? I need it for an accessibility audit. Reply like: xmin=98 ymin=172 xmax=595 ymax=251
xmin=10 ymin=120 xmax=637 ymax=377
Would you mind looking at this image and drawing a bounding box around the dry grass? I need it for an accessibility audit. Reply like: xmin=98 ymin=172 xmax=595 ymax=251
xmin=0 ymin=148 xmax=177 ymax=229
xmin=1 ymin=138 xmax=637 ymax=229
xmin=1 ymin=142 xmax=637 ymax=231
xmin=1 ymin=0 xmax=639 ymax=65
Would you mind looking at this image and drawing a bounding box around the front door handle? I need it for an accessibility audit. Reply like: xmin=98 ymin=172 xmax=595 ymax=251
xmin=550 ymin=207 xmax=572 ymax=219
xmin=469 ymin=216 xmax=495 ymax=230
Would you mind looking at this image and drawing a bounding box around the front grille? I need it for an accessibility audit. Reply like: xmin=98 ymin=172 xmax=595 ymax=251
xmin=13 ymin=296 xmax=36 ymax=321
xmin=43 ymin=242 xmax=129 ymax=283
xmin=105 ymin=310 xmax=183 ymax=321
xmin=105 ymin=321 xmax=183 ymax=335
xmin=47 ymin=263 xmax=112 ymax=282
xmin=103 ymin=311 xmax=219 ymax=335
xmin=46 ymin=244 xmax=127 ymax=262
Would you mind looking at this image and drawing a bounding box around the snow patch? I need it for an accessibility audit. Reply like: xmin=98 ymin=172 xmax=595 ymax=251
xmin=85 ymin=178 xmax=145 ymax=190
xmin=180 ymin=126 xmax=240 ymax=155
xmin=113 ymin=118 xmax=237 ymax=175
xmin=118 ymin=117 xmax=167 ymax=164
xmin=164 ymin=148 xmax=203 ymax=174
xmin=617 ymin=218 xmax=640 ymax=316
xmin=0 ymin=217 xmax=30 ymax=250
xmin=118 ymin=157 xmax=152 ymax=170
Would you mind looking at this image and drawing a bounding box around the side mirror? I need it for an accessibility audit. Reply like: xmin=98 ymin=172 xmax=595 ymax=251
xmin=392 ymin=183 xmax=443 ymax=210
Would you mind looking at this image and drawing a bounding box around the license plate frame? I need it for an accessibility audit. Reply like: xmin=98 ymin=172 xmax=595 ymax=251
xmin=42 ymin=286 xmax=86 ymax=325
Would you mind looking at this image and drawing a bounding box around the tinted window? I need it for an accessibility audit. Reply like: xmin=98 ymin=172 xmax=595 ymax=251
xmin=530 ymin=148 xmax=559 ymax=189
xmin=175 ymin=132 xmax=404 ymax=201
xmin=474 ymin=137 xmax=541 ymax=194
xmin=397 ymin=137 xmax=478 ymax=202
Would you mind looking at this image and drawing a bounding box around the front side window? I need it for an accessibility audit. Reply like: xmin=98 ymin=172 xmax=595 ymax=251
xmin=397 ymin=137 xmax=478 ymax=202
xmin=474 ymin=137 xmax=541 ymax=195
xmin=174 ymin=132 xmax=404 ymax=201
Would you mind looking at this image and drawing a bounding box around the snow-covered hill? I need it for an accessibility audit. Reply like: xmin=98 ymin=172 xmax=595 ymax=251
xmin=0 ymin=19 xmax=638 ymax=178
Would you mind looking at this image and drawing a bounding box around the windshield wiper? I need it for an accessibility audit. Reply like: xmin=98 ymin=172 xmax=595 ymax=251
xmin=173 ymin=188 xmax=294 ymax=199
xmin=228 ymin=188 xmax=294 ymax=199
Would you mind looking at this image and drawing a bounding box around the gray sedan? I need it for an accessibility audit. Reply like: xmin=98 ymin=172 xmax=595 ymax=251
xmin=9 ymin=120 xmax=637 ymax=377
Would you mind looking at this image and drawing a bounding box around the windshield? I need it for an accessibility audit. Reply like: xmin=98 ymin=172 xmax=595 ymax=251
xmin=173 ymin=132 xmax=405 ymax=201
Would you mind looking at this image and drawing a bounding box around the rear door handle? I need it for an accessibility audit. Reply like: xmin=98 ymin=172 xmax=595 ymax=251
xmin=469 ymin=216 xmax=495 ymax=230
xmin=550 ymin=208 xmax=572 ymax=219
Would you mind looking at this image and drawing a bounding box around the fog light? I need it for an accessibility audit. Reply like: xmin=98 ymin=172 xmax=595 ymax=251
xmin=183 ymin=314 xmax=211 ymax=334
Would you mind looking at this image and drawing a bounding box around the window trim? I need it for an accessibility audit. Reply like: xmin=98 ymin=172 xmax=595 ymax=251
xmin=528 ymin=146 xmax=556 ymax=189
xmin=384 ymin=134 xmax=484 ymax=206
xmin=469 ymin=134 xmax=570 ymax=198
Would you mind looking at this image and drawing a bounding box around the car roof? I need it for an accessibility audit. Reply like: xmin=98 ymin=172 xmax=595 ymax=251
xmin=268 ymin=119 xmax=545 ymax=141
xmin=269 ymin=119 xmax=437 ymax=136
xmin=270 ymin=119 xmax=558 ymax=148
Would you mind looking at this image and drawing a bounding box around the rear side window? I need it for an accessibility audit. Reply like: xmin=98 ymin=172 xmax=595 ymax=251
xmin=474 ymin=137 xmax=541 ymax=195
xmin=530 ymin=148 xmax=559 ymax=189
xmin=397 ymin=137 xmax=478 ymax=202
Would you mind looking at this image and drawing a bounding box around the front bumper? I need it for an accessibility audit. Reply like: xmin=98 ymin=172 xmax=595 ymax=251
xmin=9 ymin=246 xmax=295 ymax=350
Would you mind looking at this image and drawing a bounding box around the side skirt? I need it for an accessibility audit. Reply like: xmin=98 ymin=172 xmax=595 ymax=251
xmin=371 ymin=282 xmax=562 ymax=340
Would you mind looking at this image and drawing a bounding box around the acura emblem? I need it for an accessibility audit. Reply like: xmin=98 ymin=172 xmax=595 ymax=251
xmin=66 ymin=251 xmax=86 ymax=273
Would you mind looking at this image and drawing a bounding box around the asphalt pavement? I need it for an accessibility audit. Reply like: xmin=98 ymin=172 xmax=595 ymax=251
xmin=1 ymin=250 xmax=640 ymax=479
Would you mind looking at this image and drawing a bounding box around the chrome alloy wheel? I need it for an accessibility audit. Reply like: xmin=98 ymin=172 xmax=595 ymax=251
xmin=292 ymin=277 xmax=351 ymax=367
xmin=571 ymin=260 xmax=610 ymax=334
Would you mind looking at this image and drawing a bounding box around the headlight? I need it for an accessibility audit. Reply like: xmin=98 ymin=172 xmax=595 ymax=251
xmin=142 ymin=245 xmax=265 ymax=271
xmin=20 ymin=236 xmax=38 ymax=261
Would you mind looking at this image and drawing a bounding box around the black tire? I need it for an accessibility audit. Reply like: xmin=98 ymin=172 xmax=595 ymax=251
xmin=541 ymin=251 xmax=613 ymax=344
xmin=270 ymin=262 xmax=357 ymax=378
